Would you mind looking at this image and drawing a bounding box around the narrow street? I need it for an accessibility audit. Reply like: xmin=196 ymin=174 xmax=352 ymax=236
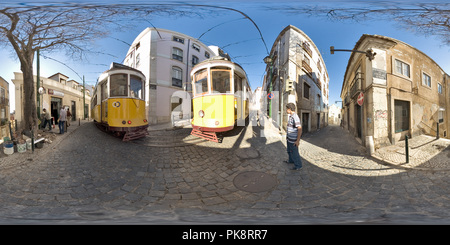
xmin=0 ymin=119 xmax=450 ymax=224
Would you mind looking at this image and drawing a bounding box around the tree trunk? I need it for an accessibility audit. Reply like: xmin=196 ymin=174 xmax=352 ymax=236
xmin=19 ymin=50 xmax=37 ymax=134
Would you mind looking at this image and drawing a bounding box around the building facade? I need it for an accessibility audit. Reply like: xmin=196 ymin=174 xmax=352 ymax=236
xmin=340 ymin=34 xmax=449 ymax=149
xmin=123 ymin=27 xmax=220 ymax=124
xmin=12 ymin=72 xmax=91 ymax=128
xmin=328 ymin=104 xmax=342 ymax=125
xmin=262 ymin=25 xmax=329 ymax=133
xmin=0 ymin=76 xmax=10 ymax=142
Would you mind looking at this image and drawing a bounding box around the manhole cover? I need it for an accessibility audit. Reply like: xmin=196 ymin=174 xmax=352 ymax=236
xmin=233 ymin=171 xmax=277 ymax=193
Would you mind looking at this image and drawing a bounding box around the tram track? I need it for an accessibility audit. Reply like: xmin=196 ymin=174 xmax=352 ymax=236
xmin=130 ymin=128 xmax=208 ymax=147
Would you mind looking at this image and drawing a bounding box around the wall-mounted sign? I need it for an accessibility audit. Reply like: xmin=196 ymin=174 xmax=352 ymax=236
xmin=48 ymin=89 xmax=64 ymax=97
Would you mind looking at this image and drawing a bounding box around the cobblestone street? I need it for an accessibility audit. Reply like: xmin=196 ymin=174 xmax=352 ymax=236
xmin=0 ymin=117 xmax=450 ymax=224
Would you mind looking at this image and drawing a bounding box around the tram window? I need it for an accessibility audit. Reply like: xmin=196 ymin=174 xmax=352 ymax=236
xmin=212 ymin=69 xmax=231 ymax=94
xmin=130 ymin=75 xmax=143 ymax=99
xmin=110 ymin=74 xmax=128 ymax=97
xmin=194 ymin=69 xmax=208 ymax=96
xmin=234 ymin=73 xmax=242 ymax=93
xmin=101 ymin=81 xmax=107 ymax=100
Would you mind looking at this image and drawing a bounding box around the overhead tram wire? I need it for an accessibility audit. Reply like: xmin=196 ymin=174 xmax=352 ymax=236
xmin=90 ymin=3 xmax=271 ymax=56
xmin=197 ymin=17 xmax=246 ymax=40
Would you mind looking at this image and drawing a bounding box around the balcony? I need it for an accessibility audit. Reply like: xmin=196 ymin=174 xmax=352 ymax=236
xmin=302 ymin=60 xmax=312 ymax=75
xmin=350 ymin=72 xmax=364 ymax=98
xmin=344 ymin=94 xmax=350 ymax=105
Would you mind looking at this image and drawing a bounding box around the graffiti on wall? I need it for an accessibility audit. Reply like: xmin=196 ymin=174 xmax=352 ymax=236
xmin=374 ymin=110 xmax=387 ymax=120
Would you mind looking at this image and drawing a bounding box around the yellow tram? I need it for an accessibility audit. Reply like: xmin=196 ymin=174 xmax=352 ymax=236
xmin=91 ymin=63 xmax=148 ymax=141
xmin=190 ymin=56 xmax=251 ymax=142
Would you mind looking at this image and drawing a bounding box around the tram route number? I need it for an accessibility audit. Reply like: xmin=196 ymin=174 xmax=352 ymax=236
xmin=182 ymin=229 xmax=268 ymax=242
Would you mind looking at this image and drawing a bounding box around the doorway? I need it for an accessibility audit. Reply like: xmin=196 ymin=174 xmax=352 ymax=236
xmin=71 ymin=101 xmax=76 ymax=121
xmin=317 ymin=113 xmax=320 ymax=129
xmin=51 ymin=97 xmax=62 ymax=124
xmin=355 ymin=104 xmax=362 ymax=138
xmin=302 ymin=112 xmax=309 ymax=134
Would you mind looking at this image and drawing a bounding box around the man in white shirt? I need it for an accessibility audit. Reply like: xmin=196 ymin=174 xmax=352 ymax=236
xmin=285 ymin=103 xmax=303 ymax=170
xmin=58 ymin=107 xmax=67 ymax=134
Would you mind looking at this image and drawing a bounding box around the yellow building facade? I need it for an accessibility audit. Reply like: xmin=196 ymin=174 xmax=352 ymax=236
xmin=12 ymin=72 xmax=91 ymax=128
xmin=0 ymin=76 xmax=11 ymax=142
xmin=341 ymin=34 xmax=448 ymax=149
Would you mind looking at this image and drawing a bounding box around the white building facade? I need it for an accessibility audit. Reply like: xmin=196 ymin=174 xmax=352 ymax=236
xmin=123 ymin=27 xmax=219 ymax=124
xmin=263 ymin=25 xmax=330 ymax=133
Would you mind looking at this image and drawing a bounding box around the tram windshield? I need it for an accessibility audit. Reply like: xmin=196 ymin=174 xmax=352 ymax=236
xmin=110 ymin=74 xmax=128 ymax=97
xmin=194 ymin=69 xmax=208 ymax=96
xmin=211 ymin=68 xmax=231 ymax=94
xmin=130 ymin=75 xmax=144 ymax=99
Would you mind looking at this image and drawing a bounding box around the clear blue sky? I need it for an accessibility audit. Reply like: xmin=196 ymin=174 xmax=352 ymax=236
xmin=2 ymin=1 xmax=449 ymax=113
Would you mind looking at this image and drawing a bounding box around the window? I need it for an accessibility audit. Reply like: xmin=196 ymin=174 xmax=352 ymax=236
xmin=0 ymin=87 xmax=5 ymax=104
xmin=193 ymin=69 xmax=208 ymax=96
xmin=136 ymin=53 xmax=140 ymax=68
xmin=439 ymin=110 xmax=444 ymax=123
xmin=394 ymin=100 xmax=410 ymax=133
xmin=211 ymin=68 xmax=231 ymax=94
xmin=205 ymin=51 xmax=210 ymax=59
xmin=422 ymin=73 xmax=431 ymax=87
xmin=110 ymin=74 xmax=128 ymax=97
xmin=101 ymin=80 xmax=108 ymax=100
xmin=303 ymin=82 xmax=310 ymax=99
xmin=172 ymin=66 xmax=183 ymax=88
xmin=173 ymin=36 xmax=184 ymax=44
xmin=438 ymin=83 xmax=443 ymax=94
xmin=192 ymin=55 xmax=199 ymax=66
xmin=395 ymin=59 xmax=410 ymax=78
xmin=130 ymin=75 xmax=143 ymax=99
xmin=234 ymin=73 xmax=242 ymax=93
xmin=172 ymin=47 xmax=183 ymax=62
xmin=192 ymin=43 xmax=200 ymax=52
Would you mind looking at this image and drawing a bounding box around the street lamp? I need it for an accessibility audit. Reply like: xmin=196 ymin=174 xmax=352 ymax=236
xmin=330 ymin=46 xmax=376 ymax=61
xmin=263 ymin=55 xmax=273 ymax=118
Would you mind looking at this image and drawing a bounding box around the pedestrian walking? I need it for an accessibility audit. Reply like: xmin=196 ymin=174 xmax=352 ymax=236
xmin=66 ymin=108 xmax=72 ymax=127
xmin=42 ymin=108 xmax=52 ymax=131
xmin=58 ymin=106 xmax=67 ymax=134
xmin=285 ymin=103 xmax=303 ymax=170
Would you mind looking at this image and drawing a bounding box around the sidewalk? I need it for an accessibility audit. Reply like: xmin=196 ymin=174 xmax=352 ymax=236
xmin=0 ymin=119 xmax=91 ymax=168
xmin=372 ymin=134 xmax=450 ymax=170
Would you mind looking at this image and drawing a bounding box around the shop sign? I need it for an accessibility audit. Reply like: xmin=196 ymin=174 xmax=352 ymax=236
xmin=48 ymin=89 xmax=64 ymax=97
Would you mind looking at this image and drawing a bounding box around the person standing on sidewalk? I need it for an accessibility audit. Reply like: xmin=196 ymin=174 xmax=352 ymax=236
xmin=58 ymin=106 xmax=67 ymax=134
xmin=285 ymin=103 xmax=303 ymax=170
xmin=42 ymin=108 xmax=52 ymax=131
xmin=66 ymin=108 xmax=72 ymax=127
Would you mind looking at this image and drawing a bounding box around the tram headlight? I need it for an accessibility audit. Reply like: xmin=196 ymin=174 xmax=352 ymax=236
xmin=199 ymin=110 xmax=205 ymax=118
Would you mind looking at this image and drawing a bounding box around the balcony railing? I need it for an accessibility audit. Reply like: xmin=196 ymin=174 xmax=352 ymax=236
xmin=302 ymin=60 xmax=312 ymax=75
xmin=350 ymin=72 xmax=364 ymax=98
xmin=344 ymin=94 xmax=350 ymax=105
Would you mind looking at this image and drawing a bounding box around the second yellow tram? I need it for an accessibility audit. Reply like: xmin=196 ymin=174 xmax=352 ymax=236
xmin=190 ymin=57 xmax=251 ymax=142
xmin=91 ymin=63 xmax=148 ymax=141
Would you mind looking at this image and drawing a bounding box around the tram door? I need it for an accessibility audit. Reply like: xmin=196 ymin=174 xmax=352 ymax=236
xmin=101 ymin=82 xmax=107 ymax=123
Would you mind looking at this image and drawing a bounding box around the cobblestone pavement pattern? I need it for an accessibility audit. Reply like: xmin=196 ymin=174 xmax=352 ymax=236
xmin=0 ymin=116 xmax=449 ymax=224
